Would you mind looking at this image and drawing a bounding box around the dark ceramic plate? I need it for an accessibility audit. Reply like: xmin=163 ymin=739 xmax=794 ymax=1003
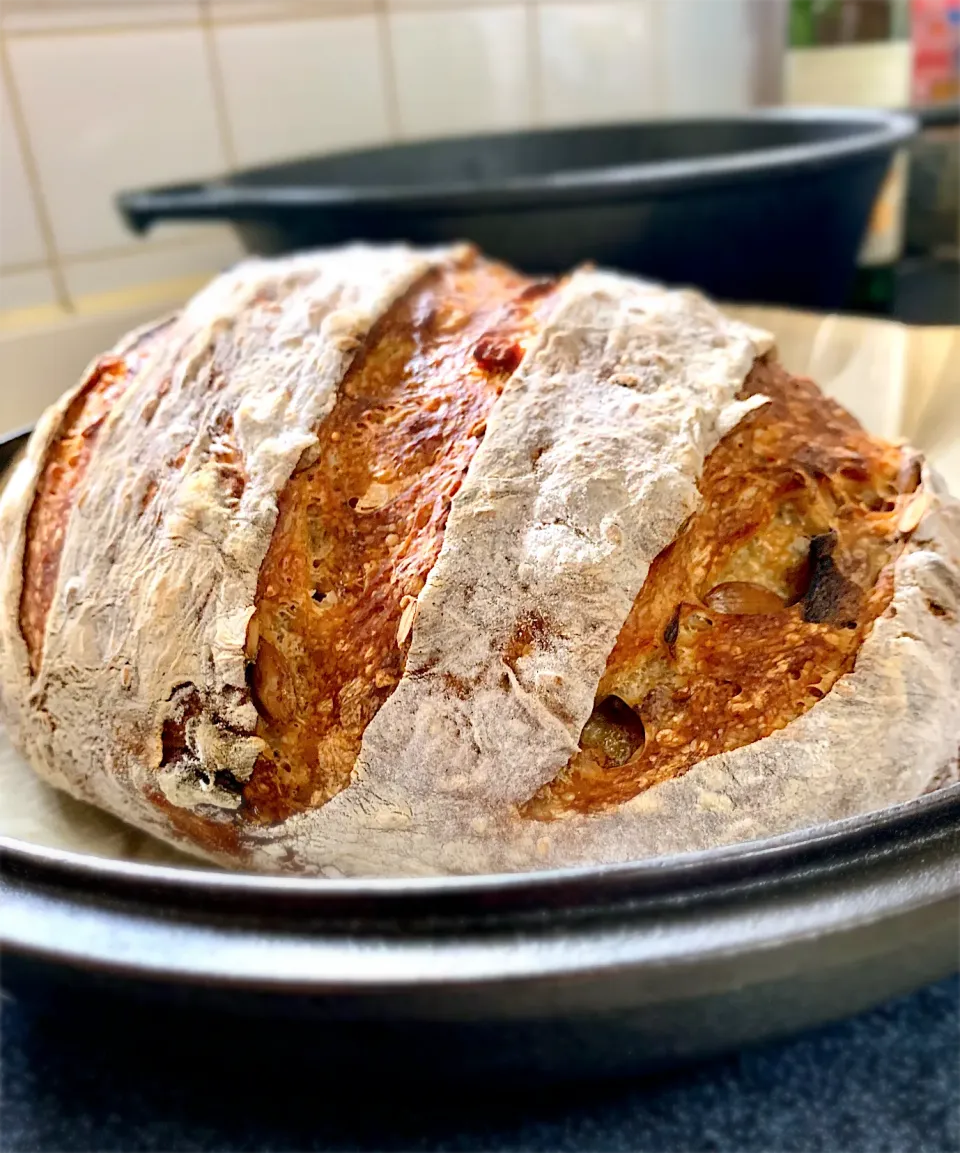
xmin=1 ymin=427 xmax=957 ymax=1079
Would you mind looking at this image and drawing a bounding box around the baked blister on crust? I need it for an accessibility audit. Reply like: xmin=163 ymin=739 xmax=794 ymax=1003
xmin=0 ymin=244 xmax=957 ymax=876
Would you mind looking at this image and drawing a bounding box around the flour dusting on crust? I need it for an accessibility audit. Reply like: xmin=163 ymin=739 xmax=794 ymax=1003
xmin=241 ymin=270 xmax=781 ymax=873
xmin=0 ymin=243 xmax=465 ymax=843
xmin=1 ymin=249 xmax=958 ymax=878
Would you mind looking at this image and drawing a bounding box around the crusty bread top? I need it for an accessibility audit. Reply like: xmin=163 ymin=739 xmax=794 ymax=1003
xmin=0 ymin=244 xmax=957 ymax=876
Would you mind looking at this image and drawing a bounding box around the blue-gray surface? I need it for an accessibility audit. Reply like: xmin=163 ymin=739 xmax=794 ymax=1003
xmin=1 ymin=976 xmax=957 ymax=1152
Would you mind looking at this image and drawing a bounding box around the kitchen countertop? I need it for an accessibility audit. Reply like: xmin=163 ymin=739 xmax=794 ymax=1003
xmin=2 ymin=976 xmax=958 ymax=1151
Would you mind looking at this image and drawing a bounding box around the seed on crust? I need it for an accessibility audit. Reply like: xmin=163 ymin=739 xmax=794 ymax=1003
xmin=898 ymin=490 xmax=933 ymax=535
xmin=397 ymin=596 xmax=417 ymax=647
xmin=704 ymin=582 xmax=786 ymax=615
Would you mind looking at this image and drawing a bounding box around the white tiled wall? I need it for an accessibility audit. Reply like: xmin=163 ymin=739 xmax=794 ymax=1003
xmin=538 ymin=2 xmax=663 ymax=124
xmin=0 ymin=0 xmax=759 ymax=332
xmin=9 ymin=26 xmax=229 ymax=255
xmin=391 ymin=5 xmax=532 ymax=135
xmin=216 ymin=14 xmax=392 ymax=166
xmin=0 ymin=72 xmax=47 ymax=269
xmin=660 ymin=0 xmax=753 ymax=115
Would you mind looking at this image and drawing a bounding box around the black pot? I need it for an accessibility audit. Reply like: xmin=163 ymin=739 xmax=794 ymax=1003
xmin=117 ymin=108 xmax=916 ymax=312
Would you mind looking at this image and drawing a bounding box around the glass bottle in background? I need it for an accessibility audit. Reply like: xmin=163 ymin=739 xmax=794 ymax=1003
xmin=787 ymin=1 xmax=912 ymax=314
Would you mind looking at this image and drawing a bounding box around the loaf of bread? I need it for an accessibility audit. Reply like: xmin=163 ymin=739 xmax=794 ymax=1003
xmin=0 ymin=243 xmax=957 ymax=876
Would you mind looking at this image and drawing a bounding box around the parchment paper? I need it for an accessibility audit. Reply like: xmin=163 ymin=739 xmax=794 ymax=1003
xmin=2 ymin=309 xmax=957 ymax=868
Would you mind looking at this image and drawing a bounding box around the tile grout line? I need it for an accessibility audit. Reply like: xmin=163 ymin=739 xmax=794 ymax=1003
xmin=0 ymin=258 xmax=52 ymax=277
xmin=525 ymin=0 xmax=542 ymax=128
xmin=0 ymin=2 xmax=547 ymax=41
xmin=647 ymin=0 xmax=669 ymax=121
xmin=199 ymin=0 xmax=239 ymax=171
xmin=1 ymin=5 xmax=373 ymax=40
xmin=375 ymin=0 xmax=403 ymax=142
xmin=2 ymin=230 xmax=241 ymax=307
xmin=2 ymin=19 xmax=203 ymax=40
xmin=0 ymin=31 xmax=73 ymax=312
xmin=61 ymin=231 xmax=241 ymax=267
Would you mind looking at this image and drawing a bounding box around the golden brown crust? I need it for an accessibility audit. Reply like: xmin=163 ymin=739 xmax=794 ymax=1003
xmin=19 ymin=355 xmax=140 ymax=673
xmin=243 ymin=257 xmax=558 ymax=824
xmin=522 ymin=357 xmax=911 ymax=819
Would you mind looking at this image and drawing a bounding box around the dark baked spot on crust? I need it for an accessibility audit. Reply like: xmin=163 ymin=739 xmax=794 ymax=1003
xmin=473 ymin=336 xmax=523 ymax=375
xmin=442 ymin=672 xmax=473 ymax=700
xmin=150 ymin=682 xmax=252 ymax=852
xmin=523 ymin=356 xmax=909 ymax=820
xmin=158 ymin=682 xmax=203 ymax=767
xmin=503 ymin=610 xmax=550 ymax=675
xmin=518 ymin=279 xmax=558 ymax=302
xmin=802 ymin=532 xmax=863 ymax=626
xmin=209 ymin=413 xmax=246 ymax=504
xmin=662 ymin=606 xmax=681 ymax=647
xmin=138 ymin=478 xmax=159 ymax=516
xmin=147 ymin=788 xmax=243 ymax=858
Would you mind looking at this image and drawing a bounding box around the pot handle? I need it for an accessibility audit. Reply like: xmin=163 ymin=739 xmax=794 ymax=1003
xmin=117 ymin=181 xmax=253 ymax=234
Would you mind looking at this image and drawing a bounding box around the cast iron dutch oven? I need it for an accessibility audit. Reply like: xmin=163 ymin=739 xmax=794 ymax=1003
xmin=117 ymin=108 xmax=917 ymax=311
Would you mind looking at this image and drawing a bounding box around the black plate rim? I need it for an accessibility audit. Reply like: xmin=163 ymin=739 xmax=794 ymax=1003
xmin=3 ymin=785 xmax=958 ymax=991
xmin=2 ymin=781 xmax=958 ymax=918
xmin=1 ymin=422 xmax=959 ymax=923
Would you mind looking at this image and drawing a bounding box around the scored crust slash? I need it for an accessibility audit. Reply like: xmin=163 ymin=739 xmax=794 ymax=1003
xmin=0 ymin=243 xmax=957 ymax=877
